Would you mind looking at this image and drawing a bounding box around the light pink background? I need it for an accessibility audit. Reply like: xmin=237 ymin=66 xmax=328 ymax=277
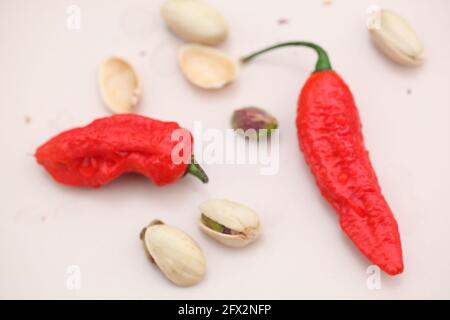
xmin=1 ymin=0 xmax=449 ymax=299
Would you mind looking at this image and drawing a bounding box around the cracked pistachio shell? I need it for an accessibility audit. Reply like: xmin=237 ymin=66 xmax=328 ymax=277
xmin=141 ymin=220 xmax=206 ymax=287
xmin=98 ymin=56 xmax=140 ymax=113
xmin=161 ymin=0 xmax=227 ymax=45
xmin=178 ymin=44 xmax=237 ymax=89
xmin=199 ymin=199 xmax=261 ymax=247
xmin=368 ymin=9 xmax=424 ymax=66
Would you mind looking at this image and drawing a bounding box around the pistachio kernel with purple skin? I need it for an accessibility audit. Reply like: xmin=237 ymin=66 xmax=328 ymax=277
xmin=231 ymin=107 xmax=278 ymax=139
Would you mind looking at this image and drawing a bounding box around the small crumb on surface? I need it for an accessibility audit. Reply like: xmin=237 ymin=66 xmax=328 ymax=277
xmin=41 ymin=216 xmax=46 ymax=222
xmin=277 ymin=18 xmax=289 ymax=25
xmin=139 ymin=50 xmax=147 ymax=57
xmin=323 ymin=0 xmax=333 ymax=5
xmin=406 ymin=88 xmax=412 ymax=95
xmin=25 ymin=116 xmax=31 ymax=124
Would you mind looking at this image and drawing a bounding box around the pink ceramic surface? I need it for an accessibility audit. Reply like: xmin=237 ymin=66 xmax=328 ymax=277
xmin=0 ymin=0 xmax=449 ymax=299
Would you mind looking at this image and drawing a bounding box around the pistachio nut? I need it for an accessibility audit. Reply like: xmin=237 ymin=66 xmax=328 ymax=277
xmin=368 ymin=9 xmax=424 ymax=66
xmin=98 ymin=56 xmax=140 ymax=114
xmin=232 ymin=107 xmax=278 ymax=139
xmin=140 ymin=220 xmax=206 ymax=287
xmin=161 ymin=0 xmax=227 ymax=45
xmin=199 ymin=199 xmax=261 ymax=247
xmin=178 ymin=44 xmax=237 ymax=89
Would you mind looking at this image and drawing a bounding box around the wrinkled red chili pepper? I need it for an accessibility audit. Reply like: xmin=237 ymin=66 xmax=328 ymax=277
xmin=35 ymin=114 xmax=208 ymax=187
xmin=242 ymin=42 xmax=403 ymax=275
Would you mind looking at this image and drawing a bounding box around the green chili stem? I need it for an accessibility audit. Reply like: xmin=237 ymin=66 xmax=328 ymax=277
xmin=186 ymin=156 xmax=209 ymax=183
xmin=241 ymin=41 xmax=332 ymax=72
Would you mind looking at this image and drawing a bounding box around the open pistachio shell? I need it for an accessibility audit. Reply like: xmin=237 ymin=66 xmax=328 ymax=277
xmin=98 ymin=56 xmax=141 ymax=114
xmin=368 ymin=9 xmax=424 ymax=66
xmin=178 ymin=44 xmax=237 ymax=89
xmin=199 ymin=199 xmax=261 ymax=247
xmin=141 ymin=220 xmax=206 ymax=287
xmin=161 ymin=0 xmax=227 ymax=45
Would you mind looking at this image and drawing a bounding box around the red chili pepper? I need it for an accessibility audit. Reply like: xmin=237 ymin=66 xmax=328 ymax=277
xmin=35 ymin=114 xmax=208 ymax=187
xmin=242 ymin=42 xmax=403 ymax=275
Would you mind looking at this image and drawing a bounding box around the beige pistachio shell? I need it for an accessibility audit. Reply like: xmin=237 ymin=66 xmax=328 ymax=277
xmin=178 ymin=44 xmax=237 ymax=89
xmin=199 ymin=199 xmax=261 ymax=247
xmin=161 ymin=0 xmax=227 ymax=45
xmin=98 ymin=56 xmax=140 ymax=114
xmin=141 ymin=220 xmax=206 ymax=287
xmin=369 ymin=9 xmax=424 ymax=66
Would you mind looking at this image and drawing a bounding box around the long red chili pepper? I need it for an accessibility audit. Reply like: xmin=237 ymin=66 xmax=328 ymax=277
xmin=242 ymin=42 xmax=403 ymax=275
xmin=35 ymin=114 xmax=208 ymax=187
